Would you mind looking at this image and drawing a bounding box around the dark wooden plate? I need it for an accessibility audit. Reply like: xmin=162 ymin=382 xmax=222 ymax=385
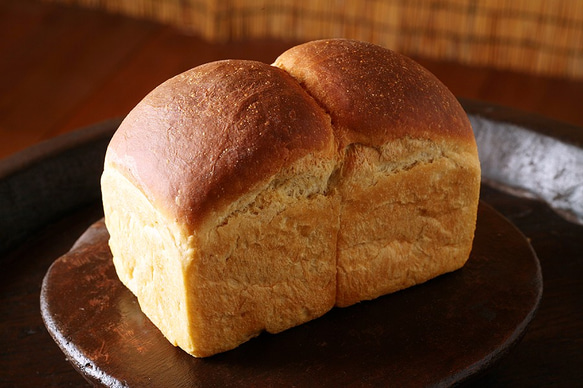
xmin=40 ymin=201 xmax=542 ymax=387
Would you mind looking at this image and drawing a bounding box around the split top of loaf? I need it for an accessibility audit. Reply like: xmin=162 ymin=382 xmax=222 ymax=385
xmin=101 ymin=39 xmax=481 ymax=357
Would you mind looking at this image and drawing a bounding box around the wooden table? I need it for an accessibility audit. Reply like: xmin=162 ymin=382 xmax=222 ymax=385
xmin=1 ymin=1 xmax=582 ymax=387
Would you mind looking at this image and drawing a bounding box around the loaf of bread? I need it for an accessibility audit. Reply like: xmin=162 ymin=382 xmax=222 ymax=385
xmin=101 ymin=39 xmax=481 ymax=357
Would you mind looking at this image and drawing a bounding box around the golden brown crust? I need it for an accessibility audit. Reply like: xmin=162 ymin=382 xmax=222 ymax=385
xmin=273 ymin=39 xmax=480 ymax=307
xmin=273 ymin=39 xmax=475 ymax=149
xmin=105 ymin=60 xmax=334 ymax=230
xmin=102 ymin=39 xmax=481 ymax=357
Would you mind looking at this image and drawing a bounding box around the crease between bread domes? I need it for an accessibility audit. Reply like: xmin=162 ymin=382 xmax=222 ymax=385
xmin=213 ymin=61 xmax=460 ymax=295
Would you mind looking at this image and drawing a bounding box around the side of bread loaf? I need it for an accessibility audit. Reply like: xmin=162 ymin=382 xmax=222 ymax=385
xmin=101 ymin=39 xmax=480 ymax=357
xmin=102 ymin=60 xmax=341 ymax=356
xmin=274 ymin=39 xmax=481 ymax=306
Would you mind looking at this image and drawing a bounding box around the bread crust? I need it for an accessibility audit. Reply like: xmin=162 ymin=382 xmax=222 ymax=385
xmin=105 ymin=60 xmax=335 ymax=230
xmin=273 ymin=38 xmax=476 ymax=149
xmin=102 ymin=39 xmax=481 ymax=357
xmin=274 ymin=39 xmax=480 ymax=306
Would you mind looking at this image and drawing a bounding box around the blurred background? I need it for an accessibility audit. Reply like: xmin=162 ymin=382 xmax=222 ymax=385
xmin=48 ymin=0 xmax=583 ymax=79
xmin=1 ymin=0 xmax=582 ymax=159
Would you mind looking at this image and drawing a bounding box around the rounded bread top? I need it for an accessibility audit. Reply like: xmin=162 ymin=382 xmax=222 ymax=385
xmin=273 ymin=39 xmax=475 ymax=148
xmin=104 ymin=60 xmax=335 ymax=228
xmin=104 ymin=40 xmax=478 ymax=230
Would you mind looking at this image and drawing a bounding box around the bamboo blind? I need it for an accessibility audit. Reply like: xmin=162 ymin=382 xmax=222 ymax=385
xmin=45 ymin=0 xmax=583 ymax=79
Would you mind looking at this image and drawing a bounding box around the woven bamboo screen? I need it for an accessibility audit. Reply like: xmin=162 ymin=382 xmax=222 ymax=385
xmin=45 ymin=0 xmax=583 ymax=79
